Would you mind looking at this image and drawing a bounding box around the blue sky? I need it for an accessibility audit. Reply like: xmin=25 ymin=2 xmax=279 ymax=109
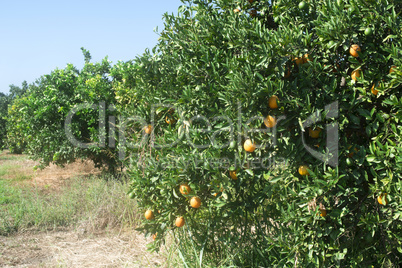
xmin=0 ymin=0 xmax=183 ymax=94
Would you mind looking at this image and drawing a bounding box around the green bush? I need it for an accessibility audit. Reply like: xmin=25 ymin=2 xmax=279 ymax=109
xmin=0 ymin=93 xmax=9 ymax=149
xmin=7 ymin=49 xmax=121 ymax=171
xmin=1 ymin=83 xmax=28 ymax=152
xmin=122 ymin=0 xmax=402 ymax=266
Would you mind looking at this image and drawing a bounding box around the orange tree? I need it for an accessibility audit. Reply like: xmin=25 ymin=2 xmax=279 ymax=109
xmin=119 ymin=0 xmax=402 ymax=266
xmin=0 ymin=93 xmax=9 ymax=149
xmin=0 ymin=83 xmax=27 ymax=152
xmin=6 ymin=48 xmax=121 ymax=171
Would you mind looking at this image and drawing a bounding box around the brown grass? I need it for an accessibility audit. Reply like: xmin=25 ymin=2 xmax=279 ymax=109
xmin=0 ymin=150 xmax=101 ymax=190
xmin=0 ymin=150 xmax=173 ymax=267
xmin=0 ymin=230 xmax=166 ymax=267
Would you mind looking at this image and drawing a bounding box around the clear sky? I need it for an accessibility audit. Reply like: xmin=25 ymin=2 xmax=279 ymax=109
xmin=0 ymin=0 xmax=183 ymax=94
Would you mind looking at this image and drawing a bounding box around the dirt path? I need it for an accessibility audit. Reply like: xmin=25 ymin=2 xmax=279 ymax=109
xmin=0 ymin=230 xmax=164 ymax=267
xmin=0 ymin=151 xmax=169 ymax=267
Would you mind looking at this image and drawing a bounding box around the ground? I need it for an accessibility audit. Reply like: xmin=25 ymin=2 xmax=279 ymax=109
xmin=0 ymin=230 xmax=163 ymax=267
xmin=0 ymin=151 xmax=168 ymax=267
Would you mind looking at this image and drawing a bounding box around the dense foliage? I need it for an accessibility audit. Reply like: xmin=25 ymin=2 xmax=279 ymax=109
xmin=0 ymin=93 xmax=8 ymax=149
xmin=6 ymin=49 xmax=121 ymax=171
xmin=2 ymin=0 xmax=402 ymax=266
xmin=0 ymin=83 xmax=27 ymax=152
xmin=121 ymin=0 xmax=402 ymax=266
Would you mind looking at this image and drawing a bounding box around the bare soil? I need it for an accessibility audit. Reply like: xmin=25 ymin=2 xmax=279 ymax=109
xmin=0 ymin=151 xmax=167 ymax=267
xmin=0 ymin=151 xmax=101 ymax=190
xmin=0 ymin=230 xmax=164 ymax=268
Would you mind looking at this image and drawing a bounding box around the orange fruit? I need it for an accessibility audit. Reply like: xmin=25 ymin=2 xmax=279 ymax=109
xmin=302 ymin=53 xmax=311 ymax=63
xmin=243 ymin=139 xmax=256 ymax=152
xmin=293 ymin=56 xmax=304 ymax=66
xmin=268 ymin=95 xmax=279 ymax=109
xmin=371 ymin=84 xmax=379 ymax=95
xmin=233 ymin=8 xmax=240 ymax=13
xmin=309 ymin=127 xmax=322 ymax=138
xmin=176 ymin=216 xmax=185 ymax=227
xmin=179 ymin=184 xmax=191 ymax=195
xmin=264 ymin=115 xmax=277 ymax=128
xmin=319 ymin=209 xmax=327 ymax=217
xmin=378 ymin=193 xmax=388 ymax=206
xmin=190 ymin=196 xmax=202 ymax=208
xmin=351 ymin=69 xmax=361 ymax=81
xmin=144 ymin=125 xmax=152 ymax=134
xmin=165 ymin=116 xmax=176 ymax=125
xmin=145 ymin=210 xmax=154 ymax=220
xmin=347 ymin=145 xmax=359 ymax=158
xmin=389 ymin=65 xmax=397 ymax=74
xmin=349 ymin=44 xmax=361 ymax=58
xmin=213 ymin=187 xmax=224 ymax=197
xmin=284 ymin=68 xmax=291 ymax=78
xmin=229 ymin=170 xmax=237 ymax=180
xmin=152 ymin=233 xmax=157 ymax=240
xmin=298 ymin=165 xmax=309 ymax=176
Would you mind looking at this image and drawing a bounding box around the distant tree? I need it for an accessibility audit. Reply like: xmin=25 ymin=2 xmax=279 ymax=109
xmin=8 ymin=82 xmax=27 ymax=100
xmin=0 ymin=92 xmax=9 ymax=149
xmin=0 ymin=82 xmax=28 ymax=150
xmin=7 ymin=50 xmax=121 ymax=171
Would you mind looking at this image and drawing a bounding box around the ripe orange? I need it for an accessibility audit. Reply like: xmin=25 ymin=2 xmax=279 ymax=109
xmin=229 ymin=170 xmax=238 ymax=180
xmin=371 ymin=84 xmax=379 ymax=95
xmin=190 ymin=196 xmax=202 ymax=208
xmin=298 ymin=165 xmax=309 ymax=176
xmin=165 ymin=116 xmax=176 ymax=125
xmin=389 ymin=65 xmax=397 ymax=74
xmin=378 ymin=193 xmax=388 ymax=206
xmin=309 ymin=127 xmax=322 ymax=138
xmin=213 ymin=187 xmax=224 ymax=197
xmin=268 ymin=95 xmax=279 ymax=109
xmin=319 ymin=209 xmax=327 ymax=217
xmin=293 ymin=56 xmax=304 ymax=66
xmin=233 ymin=8 xmax=240 ymax=13
xmin=243 ymin=139 xmax=256 ymax=152
xmin=176 ymin=216 xmax=185 ymax=227
xmin=179 ymin=184 xmax=191 ymax=195
xmin=351 ymin=69 xmax=361 ymax=81
xmin=145 ymin=210 xmax=154 ymax=220
xmin=349 ymin=44 xmax=361 ymax=58
xmin=144 ymin=125 xmax=152 ymax=134
xmin=302 ymin=53 xmax=311 ymax=63
xmin=264 ymin=115 xmax=277 ymax=128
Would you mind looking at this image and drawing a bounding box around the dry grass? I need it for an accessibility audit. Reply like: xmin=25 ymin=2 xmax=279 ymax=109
xmin=0 ymin=150 xmax=102 ymax=190
xmin=0 ymin=150 xmax=174 ymax=268
xmin=0 ymin=230 xmax=166 ymax=267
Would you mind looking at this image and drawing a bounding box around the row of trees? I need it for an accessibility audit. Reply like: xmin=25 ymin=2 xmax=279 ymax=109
xmin=1 ymin=0 xmax=401 ymax=266
xmin=123 ymin=0 xmax=402 ymax=266
xmin=0 ymin=83 xmax=28 ymax=150
xmin=2 ymin=48 xmax=121 ymax=171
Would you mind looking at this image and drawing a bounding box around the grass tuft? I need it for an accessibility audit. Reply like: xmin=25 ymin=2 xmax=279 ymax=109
xmin=0 ymin=174 xmax=140 ymax=236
